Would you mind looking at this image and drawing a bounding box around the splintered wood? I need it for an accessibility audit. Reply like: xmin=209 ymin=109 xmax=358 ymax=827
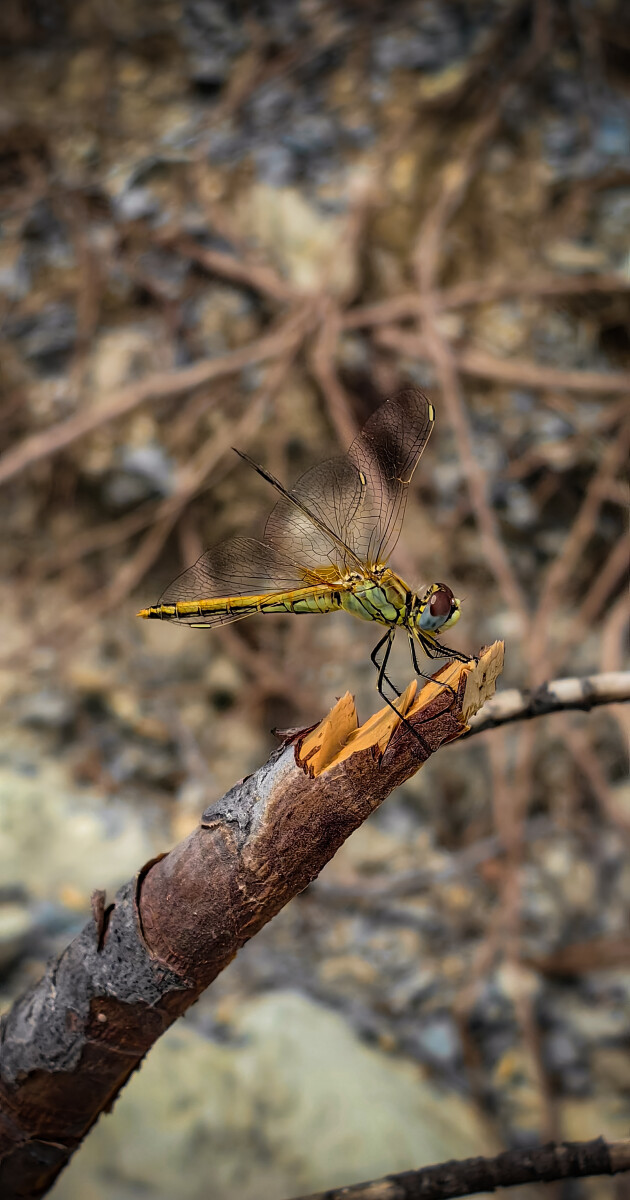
xmin=297 ymin=641 xmax=504 ymax=777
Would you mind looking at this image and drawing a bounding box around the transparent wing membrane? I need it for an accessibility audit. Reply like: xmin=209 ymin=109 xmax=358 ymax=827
xmin=158 ymin=537 xmax=316 ymax=626
xmin=347 ymin=388 xmax=434 ymax=565
xmin=151 ymin=389 xmax=435 ymax=616
xmin=264 ymin=455 xmax=367 ymax=573
xmin=265 ymin=388 xmax=434 ymax=572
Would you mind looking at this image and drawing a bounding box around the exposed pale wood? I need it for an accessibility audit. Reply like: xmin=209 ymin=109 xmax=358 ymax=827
xmin=297 ymin=643 xmax=505 ymax=777
xmin=0 ymin=643 xmax=503 ymax=1200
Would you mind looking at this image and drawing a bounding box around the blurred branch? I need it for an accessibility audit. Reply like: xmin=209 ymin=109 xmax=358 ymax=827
xmin=165 ymin=232 xmax=296 ymax=303
xmin=559 ymin=713 xmax=630 ymax=833
xmin=550 ymin=533 xmax=630 ymax=671
xmin=452 ymin=346 xmax=630 ymax=394
xmin=0 ymin=322 xmax=297 ymax=488
xmin=438 ymin=271 xmax=630 ymax=309
xmin=68 ymin=310 xmax=310 ymax=623
xmin=601 ymin=594 xmax=630 ymax=746
xmin=310 ymin=297 xmax=359 ymax=446
xmin=404 ymin=23 xmax=550 ymax=637
xmin=532 ymin=421 xmax=630 ymax=682
xmin=527 ymin=935 xmax=630 ymax=975
xmin=410 ymin=318 xmax=531 ymax=629
xmin=290 ymin=1137 xmax=630 ymax=1200
xmin=374 ymin=326 xmax=630 ymax=394
xmin=342 ymin=272 xmax=630 ymax=330
xmin=0 ymin=649 xmax=502 ymax=1200
xmin=465 ymin=670 xmax=630 ymax=735
xmin=412 ymin=0 xmax=550 ymax=297
xmin=313 ymin=815 xmax=554 ymax=905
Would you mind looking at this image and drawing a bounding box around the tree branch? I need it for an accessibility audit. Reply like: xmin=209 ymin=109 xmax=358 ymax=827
xmin=290 ymin=1137 xmax=630 ymax=1200
xmin=374 ymin=325 xmax=630 ymax=394
xmin=0 ymin=646 xmax=503 ymax=1200
xmin=0 ymin=321 xmax=301 ymax=489
xmin=465 ymin=670 xmax=630 ymax=735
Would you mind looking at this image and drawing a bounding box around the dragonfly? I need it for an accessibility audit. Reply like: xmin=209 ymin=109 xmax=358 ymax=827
xmin=138 ymin=389 xmax=469 ymax=735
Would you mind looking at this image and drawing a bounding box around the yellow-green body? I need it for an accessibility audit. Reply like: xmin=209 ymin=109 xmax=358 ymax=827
xmin=138 ymin=564 xmax=462 ymax=661
xmin=137 ymin=391 xmax=466 ymax=669
xmin=142 ymin=569 xmax=410 ymax=627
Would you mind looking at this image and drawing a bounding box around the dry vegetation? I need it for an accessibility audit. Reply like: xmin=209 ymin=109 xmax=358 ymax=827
xmin=0 ymin=1 xmax=628 ymax=1197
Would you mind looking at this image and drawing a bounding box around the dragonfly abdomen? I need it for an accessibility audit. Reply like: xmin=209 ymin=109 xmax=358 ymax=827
xmin=261 ymin=588 xmax=342 ymax=616
xmin=138 ymin=586 xmax=344 ymax=623
xmin=137 ymin=576 xmax=411 ymax=628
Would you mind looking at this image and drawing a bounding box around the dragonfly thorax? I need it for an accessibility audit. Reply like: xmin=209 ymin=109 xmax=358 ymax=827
xmin=339 ymin=569 xmax=408 ymax=626
xmin=337 ymin=573 xmax=461 ymax=636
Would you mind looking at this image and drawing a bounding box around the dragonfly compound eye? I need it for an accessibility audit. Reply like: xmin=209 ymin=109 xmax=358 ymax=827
xmin=418 ymin=584 xmax=461 ymax=633
xmin=429 ymin=586 xmax=453 ymax=619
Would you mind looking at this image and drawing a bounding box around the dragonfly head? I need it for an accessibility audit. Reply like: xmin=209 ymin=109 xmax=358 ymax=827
xmin=416 ymin=583 xmax=461 ymax=634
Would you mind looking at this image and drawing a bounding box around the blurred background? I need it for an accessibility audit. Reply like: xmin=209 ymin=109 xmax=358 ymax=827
xmin=0 ymin=2 xmax=629 ymax=1198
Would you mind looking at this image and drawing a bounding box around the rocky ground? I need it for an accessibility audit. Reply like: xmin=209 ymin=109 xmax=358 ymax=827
xmin=0 ymin=2 xmax=628 ymax=1198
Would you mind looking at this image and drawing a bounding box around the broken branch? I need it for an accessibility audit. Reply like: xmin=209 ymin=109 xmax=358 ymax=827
xmin=0 ymin=645 xmax=503 ymax=1200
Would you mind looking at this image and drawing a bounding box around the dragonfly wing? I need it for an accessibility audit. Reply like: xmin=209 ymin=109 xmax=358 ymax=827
xmin=152 ymin=390 xmax=434 ymax=626
xmin=264 ymin=455 xmax=367 ymax=575
xmin=265 ymin=388 xmax=434 ymax=575
xmin=157 ymin=537 xmax=315 ymax=626
xmin=348 ymin=388 xmax=435 ymax=565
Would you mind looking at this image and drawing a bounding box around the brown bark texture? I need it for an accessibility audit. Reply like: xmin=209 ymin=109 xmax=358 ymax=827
xmin=0 ymin=646 xmax=502 ymax=1200
xmin=292 ymin=1136 xmax=630 ymax=1200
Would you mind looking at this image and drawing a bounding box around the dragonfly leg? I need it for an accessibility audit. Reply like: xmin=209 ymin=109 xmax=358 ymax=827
xmin=371 ymin=630 xmax=401 ymax=699
xmin=440 ymin=642 xmax=477 ymax=665
xmin=372 ymin=629 xmax=430 ymax=756
xmin=409 ymin=633 xmax=457 ymax=700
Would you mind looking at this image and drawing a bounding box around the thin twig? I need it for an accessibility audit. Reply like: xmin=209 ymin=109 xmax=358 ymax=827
xmin=20 ymin=319 xmax=309 ymax=662
xmin=290 ymin=1137 xmax=630 ymax=1200
xmin=455 ymin=346 xmax=630 ymax=394
xmin=490 ymin=724 xmax=535 ymax=957
xmin=65 ymin=331 xmax=306 ymax=624
xmin=466 ymin=671 xmax=630 ymax=735
xmin=30 ymin=384 xmax=233 ymax=580
xmin=312 ymin=815 xmax=554 ymax=904
xmin=413 ymin=106 xmax=505 ymax=296
xmin=497 ymin=730 xmax=559 ymax=1142
xmin=342 ymin=293 xmax=422 ymax=330
xmin=412 ymin=0 xmax=550 ymax=296
xmin=600 ymin=594 xmax=630 ymax=745
xmin=438 ymin=271 xmax=630 ymax=310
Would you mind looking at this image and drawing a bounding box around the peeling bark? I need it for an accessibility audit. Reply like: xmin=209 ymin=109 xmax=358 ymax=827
xmin=0 ymin=645 xmax=502 ymax=1200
